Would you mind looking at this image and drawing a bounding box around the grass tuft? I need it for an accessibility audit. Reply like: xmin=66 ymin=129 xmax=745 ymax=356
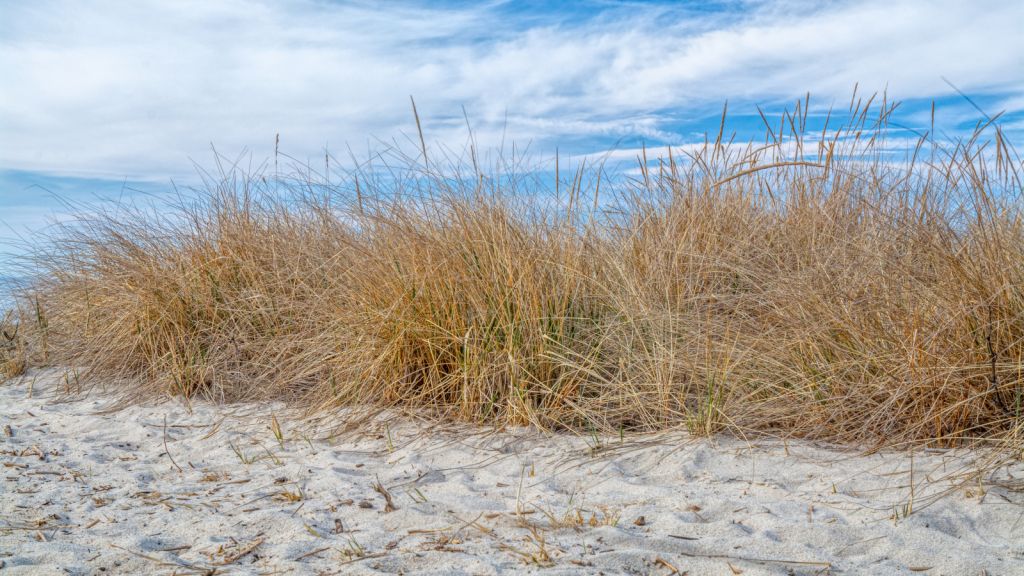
xmin=2 ymin=94 xmax=1022 ymax=455
xmin=0 ymin=310 xmax=26 ymax=381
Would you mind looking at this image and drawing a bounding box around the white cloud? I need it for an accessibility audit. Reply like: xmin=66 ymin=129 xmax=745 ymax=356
xmin=0 ymin=0 xmax=1020 ymax=181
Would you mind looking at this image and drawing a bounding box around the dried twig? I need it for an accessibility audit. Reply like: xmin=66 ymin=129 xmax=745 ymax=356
xmin=215 ymin=538 xmax=264 ymax=565
xmin=374 ymin=476 xmax=397 ymax=512
xmin=336 ymin=552 xmax=386 ymax=566
xmin=295 ymin=547 xmax=329 ymax=561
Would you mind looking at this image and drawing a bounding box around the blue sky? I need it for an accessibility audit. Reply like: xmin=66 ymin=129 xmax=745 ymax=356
xmin=1 ymin=0 xmax=1022 ymax=247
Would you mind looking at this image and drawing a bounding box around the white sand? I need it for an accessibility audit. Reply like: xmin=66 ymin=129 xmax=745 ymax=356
xmin=2 ymin=372 xmax=1023 ymax=576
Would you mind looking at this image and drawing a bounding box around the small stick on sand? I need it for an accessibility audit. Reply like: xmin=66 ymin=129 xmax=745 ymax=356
xmin=215 ymin=538 xmax=265 ymax=565
xmin=336 ymin=552 xmax=386 ymax=566
xmin=374 ymin=476 xmax=397 ymax=512
xmin=678 ymin=550 xmax=831 ymax=568
xmin=515 ymin=462 xmax=527 ymax=517
xmin=452 ymin=512 xmax=491 ymax=534
xmin=164 ymin=416 xmax=182 ymax=473
xmin=408 ymin=527 xmax=453 ymax=534
xmin=295 ymin=547 xmax=330 ymax=561
xmin=200 ymin=418 xmax=225 ymax=440
xmin=109 ymin=544 xmax=162 ymax=563
xmin=655 ymin=557 xmax=679 ymax=574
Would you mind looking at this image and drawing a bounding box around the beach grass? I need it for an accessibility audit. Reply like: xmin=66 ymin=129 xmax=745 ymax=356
xmin=3 ymin=93 xmax=1022 ymax=452
xmin=0 ymin=309 xmax=25 ymax=381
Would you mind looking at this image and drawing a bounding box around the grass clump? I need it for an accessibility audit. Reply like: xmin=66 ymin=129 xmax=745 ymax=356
xmin=0 ymin=310 xmax=25 ymax=381
xmin=3 ymin=93 xmax=1023 ymax=453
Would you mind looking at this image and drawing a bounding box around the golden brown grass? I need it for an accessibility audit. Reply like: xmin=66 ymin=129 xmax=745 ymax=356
xmin=0 ymin=309 xmax=25 ymax=381
xmin=3 ymin=94 xmax=1022 ymax=452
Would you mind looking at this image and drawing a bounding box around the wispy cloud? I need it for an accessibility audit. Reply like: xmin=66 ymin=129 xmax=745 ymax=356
xmin=1 ymin=0 xmax=1021 ymax=182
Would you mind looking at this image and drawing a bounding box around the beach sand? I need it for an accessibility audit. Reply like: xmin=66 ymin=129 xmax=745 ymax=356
xmin=2 ymin=372 xmax=1022 ymax=575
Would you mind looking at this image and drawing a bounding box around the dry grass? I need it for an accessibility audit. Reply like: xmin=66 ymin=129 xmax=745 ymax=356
xmin=0 ymin=309 xmax=25 ymax=380
xmin=530 ymin=501 xmax=621 ymax=531
xmin=3 ymin=94 xmax=1023 ymax=453
xmin=200 ymin=471 xmax=229 ymax=483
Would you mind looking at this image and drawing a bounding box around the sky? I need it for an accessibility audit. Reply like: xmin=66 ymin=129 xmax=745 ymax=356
xmin=1 ymin=0 xmax=1023 ymax=249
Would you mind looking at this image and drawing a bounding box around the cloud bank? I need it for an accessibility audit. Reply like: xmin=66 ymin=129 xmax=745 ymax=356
xmin=1 ymin=0 xmax=1021 ymax=182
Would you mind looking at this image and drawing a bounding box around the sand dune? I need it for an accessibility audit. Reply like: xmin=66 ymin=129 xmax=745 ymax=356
xmin=2 ymin=373 xmax=1022 ymax=575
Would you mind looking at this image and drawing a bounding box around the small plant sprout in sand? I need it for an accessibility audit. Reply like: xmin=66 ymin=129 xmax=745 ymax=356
xmin=498 ymin=524 xmax=554 ymax=567
xmin=532 ymin=492 xmax=621 ymax=531
xmin=586 ymin=422 xmax=603 ymax=456
xmin=258 ymin=442 xmax=283 ymax=466
xmin=407 ymin=487 xmax=428 ymax=503
xmin=202 ymin=470 xmax=229 ymax=482
xmin=268 ymin=411 xmax=284 ymax=448
xmin=229 ymin=441 xmax=255 ymax=467
xmin=274 ymin=485 xmax=304 ymax=503
xmin=341 ymin=533 xmax=367 ymax=559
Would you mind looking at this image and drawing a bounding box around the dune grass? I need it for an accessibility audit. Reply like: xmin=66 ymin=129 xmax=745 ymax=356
xmin=3 ymin=94 xmax=1022 ymax=452
xmin=0 ymin=309 xmax=25 ymax=381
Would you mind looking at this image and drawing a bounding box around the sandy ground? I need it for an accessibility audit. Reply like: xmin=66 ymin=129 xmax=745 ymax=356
xmin=2 ymin=372 xmax=1023 ymax=576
